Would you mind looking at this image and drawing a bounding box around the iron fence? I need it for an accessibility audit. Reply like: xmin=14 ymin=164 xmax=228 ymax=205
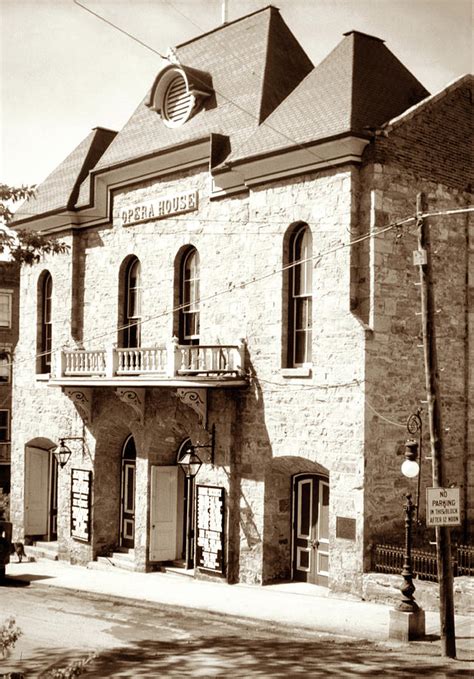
xmin=373 ymin=543 xmax=474 ymax=581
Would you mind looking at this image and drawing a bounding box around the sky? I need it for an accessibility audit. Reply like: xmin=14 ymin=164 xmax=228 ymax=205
xmin=1 ymin=0 xmax=472 ymax=188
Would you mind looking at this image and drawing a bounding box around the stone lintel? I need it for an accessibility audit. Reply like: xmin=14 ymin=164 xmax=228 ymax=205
xmin=389 ymin=608 xmax=426 ymax=642
xmin=63 ymin=387 xmax=93 ymax=423
xmin=115 ymin=387 xmax=145 ymax=424
xmin=176 ymin=387 xmax=207 ymax=429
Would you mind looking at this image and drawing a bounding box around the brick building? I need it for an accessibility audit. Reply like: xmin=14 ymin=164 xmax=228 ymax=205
xmin=10 ymin=7 xmax=472 ymax=595
xmin=0 ymin=260 xmax=19 ymax=502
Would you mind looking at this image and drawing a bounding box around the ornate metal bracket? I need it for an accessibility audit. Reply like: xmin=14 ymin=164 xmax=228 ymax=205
xmin=176 ymin=387 xmax=207 ymax=429
xmin=115 ymin=388 xmax=145 ymax=424
xmin=63 ymin=388 xmax=93 ymax=423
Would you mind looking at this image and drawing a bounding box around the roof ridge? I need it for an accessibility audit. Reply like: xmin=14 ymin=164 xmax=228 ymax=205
xmin=383 ymin=73 xmax=472 ymax=131
xmin=176 ymin=5 xmax=278 ymax=50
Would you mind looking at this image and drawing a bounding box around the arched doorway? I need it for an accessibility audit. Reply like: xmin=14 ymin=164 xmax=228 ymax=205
xmin=149 ymin=438 xmax=195 ymax=569
xmin=292 ymin=473 xmax=329 ymax=585
xmin=24 ymin=438 xmax=58 ymax=541
xmin=120 ymin=435 xmax=136 ymax=549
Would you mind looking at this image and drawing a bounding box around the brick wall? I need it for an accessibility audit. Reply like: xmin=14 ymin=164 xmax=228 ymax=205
xmin=366 ymin=77 xmax=473 ymax=192
xmin=357 ymin=84 xmax=473 ymax=555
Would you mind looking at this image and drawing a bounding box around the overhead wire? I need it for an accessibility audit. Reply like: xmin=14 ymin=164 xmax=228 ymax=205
xmin=5 ymin=202 xmax=472 ymax=352
xmin=71 ymin=0 xmax=330 ymax=168
xmin=9 ymin=216 xmax=410 ymax=370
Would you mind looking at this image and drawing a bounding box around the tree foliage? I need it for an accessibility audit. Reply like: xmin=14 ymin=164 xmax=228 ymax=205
xmin=0 ymin=183 xmax=69 ymax=265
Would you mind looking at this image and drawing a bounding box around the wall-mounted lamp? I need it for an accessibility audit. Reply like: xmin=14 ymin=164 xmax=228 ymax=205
xmin=190 ymin=424 xmax=215 ymax=465
xmin=177 ymin=448 xmax=202 ymax=479
xmin=52 ymin=437 xmax=84 ymax=469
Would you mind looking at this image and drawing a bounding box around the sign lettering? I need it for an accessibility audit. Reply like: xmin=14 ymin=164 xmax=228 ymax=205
xmin=196 ymin=485 xmax=225 ymax=575
xmin=120 ymin=190 xmax=198 ymax=226
xmin=71 ymin=469 xmax=92 ymax=542
xmin=426 ymin=487 xmax=461 ymax=527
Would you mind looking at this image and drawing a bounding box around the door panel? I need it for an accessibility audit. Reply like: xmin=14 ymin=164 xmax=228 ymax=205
xmin=120 ymin=461 xmax=135 ymax=548
xmin=293 ymin=474 xmax=329 ymax=585
xmin=149 ymin=466 xmax=179 ymax=562
xmin=316 ymin=480 xmax=329 ymax=579
xmin=25 ymin=447 xmax=49 ymax=535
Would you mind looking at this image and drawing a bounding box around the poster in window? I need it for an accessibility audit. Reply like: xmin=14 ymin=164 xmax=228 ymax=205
xmin=196 ymin=485 xmax=225 ymax=575
xmin=71 ymin=469 xmax=92 ymax=542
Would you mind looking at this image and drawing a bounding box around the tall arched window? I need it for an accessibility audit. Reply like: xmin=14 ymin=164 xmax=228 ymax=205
xmin=123 ymin=257 xmax=141 ymax=348
xmin=288 ymin=225 xmax=312 ymax=367
xmin=180 ymin=247 xmax=200 ymax=344
xmin=38 ymin=272 xmax=52 ymax=373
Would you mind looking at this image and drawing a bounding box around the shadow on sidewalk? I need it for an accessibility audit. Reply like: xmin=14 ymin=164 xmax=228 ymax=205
xmin=12 ymin=635 xmax=471 ymax=678
xmin=0 ymin=576 xmax=31 ymax=588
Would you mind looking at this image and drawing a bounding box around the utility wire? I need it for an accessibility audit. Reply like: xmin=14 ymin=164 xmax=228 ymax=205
xmin=6 ymin=202 xmax=470 ymax=329
xmin=71 ymin=0 xmax=330 ymax=167
xmin=9 ymin=216 xmax=410 ymax=369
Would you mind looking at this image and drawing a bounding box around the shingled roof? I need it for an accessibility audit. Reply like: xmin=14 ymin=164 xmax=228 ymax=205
xmin=14 ymin=6 xmax=432 ymax=223
xmin=224 ymin=30 xmax=429 ymax=165
xmin=13 ymin=127 xmax=116 ymax=222
xmin=91 ymin=6 xmax=312 ymax=173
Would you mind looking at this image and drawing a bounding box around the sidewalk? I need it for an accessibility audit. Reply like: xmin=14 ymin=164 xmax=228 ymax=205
xmin=3 ymin=559 xmax=472 ymax=651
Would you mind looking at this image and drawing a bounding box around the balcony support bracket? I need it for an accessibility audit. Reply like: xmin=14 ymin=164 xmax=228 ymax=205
xmin=176 ymin=387 xmax=207 ymax=429
xmin=63 ymin=387 xmax=93 ymax=423
xmin=115 ymin=387 xmax=145 ymax=424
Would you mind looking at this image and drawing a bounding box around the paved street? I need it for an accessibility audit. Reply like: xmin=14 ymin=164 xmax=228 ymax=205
xmin=1 ymin=582 xmax=471 ymax=678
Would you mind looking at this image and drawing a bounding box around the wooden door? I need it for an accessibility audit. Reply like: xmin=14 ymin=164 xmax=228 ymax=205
xmin=24 ymin=447 xmax=49 ymax=535
xmin=293 ymin=474 xmax=329 ymax=585
xmin=149 ymin=466 xmax=179 ymax=562
xmin=120 ymin=460 xmax=136 ymax=548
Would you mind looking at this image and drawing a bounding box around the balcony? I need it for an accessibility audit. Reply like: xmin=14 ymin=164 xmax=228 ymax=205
xmin=49 ymin=338 xmax=247 ymax=389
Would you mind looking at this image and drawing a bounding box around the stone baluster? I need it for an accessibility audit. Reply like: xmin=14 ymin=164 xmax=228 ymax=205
xmin=56 ymin=349 xmax=67 ymax=378
xmin=106 ymin=345 xmax=118 ymax=378
xmin=167 ymin=336 xmax=179 ymax=377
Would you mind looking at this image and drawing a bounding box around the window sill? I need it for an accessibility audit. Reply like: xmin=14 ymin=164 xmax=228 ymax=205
xmin=281 ymin=366 xmax=312 ymax=378
xmin=35 ymin=373 xmax=51 ymax=382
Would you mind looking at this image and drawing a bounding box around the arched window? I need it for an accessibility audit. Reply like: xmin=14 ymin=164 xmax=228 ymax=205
xmin=38 ymin=272 xmax=52 ymax=373
xmin=180 ymin=248 xmax=200 ymax=344
xmin=288 ymin=225 xmax=312 ymax=367
xmin=123 ymin=258 xmax=141 ymax=348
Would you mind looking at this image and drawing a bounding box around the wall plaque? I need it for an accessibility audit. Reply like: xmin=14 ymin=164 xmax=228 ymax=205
xmin=120 ymin=189 xmax=198 ymax=226
xmin=71 ymin=469 xmax=92 ymax=542
xmin=336 ymin=516 xmax=356 ymax=540
xmin=196 ymin=485 xmax=225 ymax=575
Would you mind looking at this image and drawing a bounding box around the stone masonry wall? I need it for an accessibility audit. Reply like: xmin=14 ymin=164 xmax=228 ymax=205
xmin=358 ymin=91 xmax=473 ymax=563
xmin=12 ymin=162 xmax=369 ymax=594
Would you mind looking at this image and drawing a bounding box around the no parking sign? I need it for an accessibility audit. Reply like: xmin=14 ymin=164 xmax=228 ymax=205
xmin=426 ymin=487 xmax=461 ymax=527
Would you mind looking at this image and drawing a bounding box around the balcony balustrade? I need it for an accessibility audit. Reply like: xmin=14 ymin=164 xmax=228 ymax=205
xmin=53 ymin=338 xmax=246 ymax=386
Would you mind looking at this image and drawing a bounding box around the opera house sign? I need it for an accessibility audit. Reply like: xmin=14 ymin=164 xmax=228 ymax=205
xmin=120 ymin=190 xmax=198 ymax=226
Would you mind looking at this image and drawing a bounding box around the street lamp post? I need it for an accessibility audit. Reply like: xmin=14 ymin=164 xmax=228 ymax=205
xmin=398 ymin=493 xmax=418 ymax=613
xmin=389 ymin=440 xmax=426 ymax=642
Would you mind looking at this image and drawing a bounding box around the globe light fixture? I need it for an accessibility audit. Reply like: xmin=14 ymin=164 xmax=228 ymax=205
xmin=401 ymin=439 xmax=420 ymax=479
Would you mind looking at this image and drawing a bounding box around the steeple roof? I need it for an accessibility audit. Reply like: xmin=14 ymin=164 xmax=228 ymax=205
xmin=225 ymin=30 xmax=429 ymax=165
xmin=92 ymin=6 xmax=313 ymax=173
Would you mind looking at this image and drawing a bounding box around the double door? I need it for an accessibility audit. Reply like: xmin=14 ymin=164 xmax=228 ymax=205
xmin=293 ymin=474 xmax=329 ymax=585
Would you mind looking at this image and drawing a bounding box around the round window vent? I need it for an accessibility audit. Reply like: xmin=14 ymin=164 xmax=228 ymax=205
xmin=163 ymin=75 xmax=194 ymax=127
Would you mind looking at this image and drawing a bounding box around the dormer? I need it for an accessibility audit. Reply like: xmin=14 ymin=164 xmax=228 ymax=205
xmin=146 ymin=64 xmax=213 ymax=128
